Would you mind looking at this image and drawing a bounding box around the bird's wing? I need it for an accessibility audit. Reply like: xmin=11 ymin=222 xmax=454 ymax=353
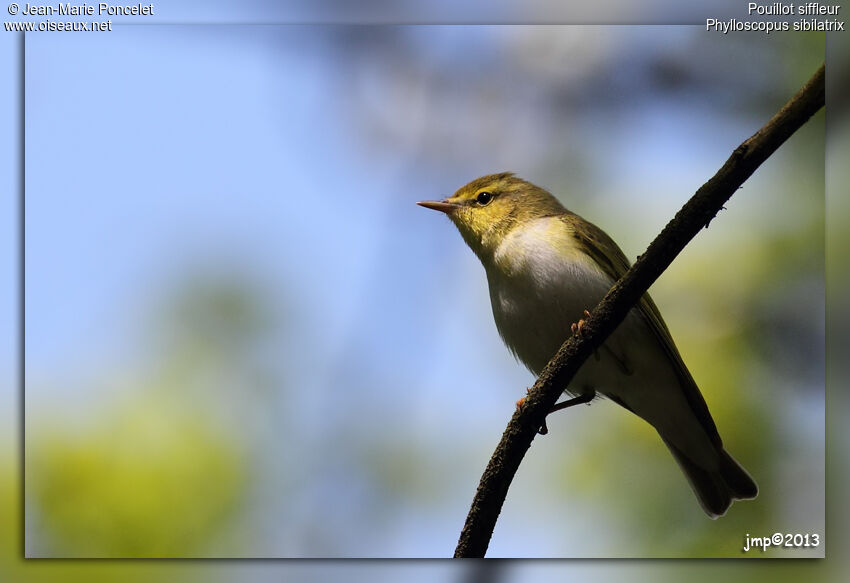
xmin=565 ymin=213 xmax=722 ymax=446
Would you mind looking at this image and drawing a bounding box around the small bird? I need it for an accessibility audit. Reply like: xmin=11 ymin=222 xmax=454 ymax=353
xmin=418 ymin=172 xmax=757 ymax=518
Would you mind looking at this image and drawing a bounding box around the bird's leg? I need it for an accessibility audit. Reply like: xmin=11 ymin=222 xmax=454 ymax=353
xmin=517 ymin=389 xmax=596 ymax=435
xmin=539 ymin=390 xmax=596 ymax=434
xmin=549 ymin=390 xmax=596 ymax=414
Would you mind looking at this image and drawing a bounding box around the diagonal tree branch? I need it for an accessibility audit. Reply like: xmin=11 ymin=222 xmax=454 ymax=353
xmin=454 ymin=63 xmax=825 ymax=558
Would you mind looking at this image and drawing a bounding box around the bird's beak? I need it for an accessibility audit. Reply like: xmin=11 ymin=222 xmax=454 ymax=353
xmin=417 ymin=200 xmax=459 ymax=214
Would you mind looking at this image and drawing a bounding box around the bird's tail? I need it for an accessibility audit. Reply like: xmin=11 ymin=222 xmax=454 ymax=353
xmin=661 ymin=436 xmax=758 ymax=518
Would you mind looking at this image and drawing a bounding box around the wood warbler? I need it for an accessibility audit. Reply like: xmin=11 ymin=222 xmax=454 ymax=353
xmin=418 ymin=172 xmax=757 ymax=518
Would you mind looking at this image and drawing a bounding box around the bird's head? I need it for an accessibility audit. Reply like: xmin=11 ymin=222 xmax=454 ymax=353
xmin=417 ymin=172 xmax=566 ymax=259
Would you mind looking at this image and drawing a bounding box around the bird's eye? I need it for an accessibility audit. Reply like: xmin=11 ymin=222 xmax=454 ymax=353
xmin=476 ymin=191 xmax=494 ymax=206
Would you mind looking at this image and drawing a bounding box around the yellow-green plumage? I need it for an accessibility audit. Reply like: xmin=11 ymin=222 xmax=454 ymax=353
xmin=418 ymin=172 xmax=757 ymax=518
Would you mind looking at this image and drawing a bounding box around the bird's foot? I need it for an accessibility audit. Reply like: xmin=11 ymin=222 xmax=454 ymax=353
xmin=515 ymin=387 xmax=533 ymax=411
xmin=570 ymin=309 xmax=593 ymax=337
xmin=516 ymin=389 xmax=550 ymax=435
xmin=572 ymin=310 xmax=601 ymax=360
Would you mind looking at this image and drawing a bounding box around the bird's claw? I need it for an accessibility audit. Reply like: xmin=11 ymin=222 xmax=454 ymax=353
xmin=571 ymin=310 xmax=592 ymax=337
xmin=516 ymin=389 xmax=549 ymax=434
xmin=515 ymin=388 xmax=533 ymax=411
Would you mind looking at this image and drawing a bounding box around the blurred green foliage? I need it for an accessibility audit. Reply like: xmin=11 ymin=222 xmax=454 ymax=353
xmin=24 ymin=270 xmax=276 ymax=558
xmin=28 ymin=394 xmax=246 ymax=557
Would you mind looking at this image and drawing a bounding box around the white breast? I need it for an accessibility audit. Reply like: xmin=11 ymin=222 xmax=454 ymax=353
xmin=485 ymin=217 xmax=614 ymax=377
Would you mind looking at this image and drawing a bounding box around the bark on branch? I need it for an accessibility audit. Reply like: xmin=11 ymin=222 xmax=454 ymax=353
xmin=454 ymin=63 xmax=825 ymax=558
